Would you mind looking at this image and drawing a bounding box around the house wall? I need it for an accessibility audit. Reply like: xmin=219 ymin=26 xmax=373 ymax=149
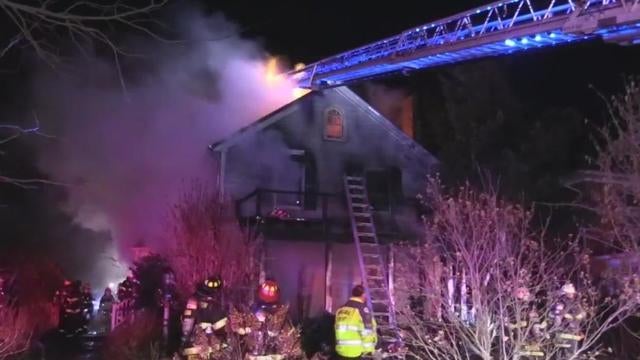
xmin=215 ymin=88 xmax=437 ymax=320
xmin=263 ymin=240 xmax=327 ymax=322
xmin=263 ymin=240 xmax=365 ymax=320
xmin=222 ymin=89 xmax=436 ymax=202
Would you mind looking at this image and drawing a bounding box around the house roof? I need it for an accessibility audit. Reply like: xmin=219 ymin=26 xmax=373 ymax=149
xmin=208 ymin=91 xmax=314 ymax=152
xmin=209 ymin=87 xmax=438 ymax=170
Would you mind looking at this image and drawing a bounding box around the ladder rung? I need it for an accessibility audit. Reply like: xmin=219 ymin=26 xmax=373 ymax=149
xmin=350 ymin=194 xmax=366 ymax=199
xmin=362 ymin=253 xmax=379 ymax=257
xmin=348 ymin=185 xmax=365 ymax=190
xmin=345 ymin=176 xmax=364 ymax=181
xmin=360 ymin=242 xmax=378 ymax=246
xmin=353 ymin=212 xmax=371 ymax=217
xmin=356 ymin=222 xmax=373 ymax=226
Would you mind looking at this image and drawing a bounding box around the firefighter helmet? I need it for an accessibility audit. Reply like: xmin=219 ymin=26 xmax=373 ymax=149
xmin=257 ymin=279 xmax=280 ymax=304
xmin=197 ymin=275 xmax=223 ymax=299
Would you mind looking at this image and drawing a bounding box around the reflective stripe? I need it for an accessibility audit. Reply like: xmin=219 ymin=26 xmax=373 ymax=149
xmin=336 ymin=325 xmax=361 ymax=332
xmin=213 ymin=318 xmax=228 ymax=330
xmin=520 ymin=351 xmax=545 ymax=356
xmin=361 ymin=329 xmax=373 ymax=335
xmin=183 ymin=346 xmax=202 ymax=355
xmin=534 ymin=321 xmax=547 ymax=329
xmin=559 ymin=333 xmax=583 ymax=340
xmin=337 ymin=340 xmax=363 ymax=345
xmin=509 ymin=321 xmax=527 ymax=329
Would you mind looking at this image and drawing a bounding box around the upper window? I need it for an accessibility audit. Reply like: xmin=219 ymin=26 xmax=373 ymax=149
xmin=366 ymin=170 xmax=391 ymax=212
xmin=366 ymin=168 xmax=402 ymax=212
xmin=324 ymin=107 xmax=345 ymax=141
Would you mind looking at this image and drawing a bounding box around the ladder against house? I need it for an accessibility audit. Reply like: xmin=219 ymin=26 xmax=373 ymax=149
xmin=343 ymin=175 xmax=401 ymax=348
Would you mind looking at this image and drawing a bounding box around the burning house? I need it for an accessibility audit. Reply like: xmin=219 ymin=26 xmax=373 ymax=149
xmin=209 ymin=87 xmax=438 ymax=321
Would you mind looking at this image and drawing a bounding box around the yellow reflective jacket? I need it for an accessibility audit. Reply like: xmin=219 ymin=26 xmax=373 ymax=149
xmin=335 ymin=297 xmax=377 ymax=358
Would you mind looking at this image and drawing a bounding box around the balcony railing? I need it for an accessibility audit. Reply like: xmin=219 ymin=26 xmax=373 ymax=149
xmin=235 ymin=188 xmax=338 ymax=222
xmin=235 ymin=188 xmax=424 ymax=241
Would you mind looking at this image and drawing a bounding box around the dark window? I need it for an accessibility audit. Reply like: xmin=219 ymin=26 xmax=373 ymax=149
xmin=275 ymin=150 xmax=306 ymax=209
xmin=324 ymin=108 xmax=345 ymax=141
xmin=366 ymin=168 xmax=403 ymax=211
xmin=366 ymin=170 xmax=391 ymax=211
xmin=303 ymin=153 xmax=318 ymax=210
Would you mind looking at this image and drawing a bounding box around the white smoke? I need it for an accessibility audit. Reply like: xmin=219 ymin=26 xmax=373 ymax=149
xmin=31 ymin=8 xmax=302 ymax=287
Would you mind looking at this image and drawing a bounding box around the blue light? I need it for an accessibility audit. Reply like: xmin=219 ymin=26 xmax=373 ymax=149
xmin=549 ymin=32 xmax=557 ymax=38
xmin=520 ymin=38 xmax=529 ymax=44
xmin=534 ymin=34 xmax=543 ymax=41
xmin=505 ymin=39 xmax=516 ymax=46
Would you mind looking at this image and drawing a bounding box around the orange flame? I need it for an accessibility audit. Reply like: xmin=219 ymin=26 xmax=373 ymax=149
xmin=265 ymin=57 xmax=281 ymax=86
xmin=263 ymin=57 xmax=310 ymax=101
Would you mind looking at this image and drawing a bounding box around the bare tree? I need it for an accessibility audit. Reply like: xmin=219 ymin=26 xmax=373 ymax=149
xmin=394 ymin=178 xmax=640 ymax=360
xmin=571 ymin=80 xmax=640 ymax=254
xmin=0 ymin=114 xmax=64 ymax=189
xmin=0 ymin=306 xmax=32 ymax=359
xmin=0 ymin=0 xmax=167 ymax=62
xmin=0 ymin=0 xmax=168 ymax=190
xmin=165 ymin=182 xmax=261 ymax=303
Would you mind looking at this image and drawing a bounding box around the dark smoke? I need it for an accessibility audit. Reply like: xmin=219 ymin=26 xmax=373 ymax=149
xmin=28 ymin=8 xmax=302 ymax=289
xmin=361 ymin=83 xmax=411 ymax=129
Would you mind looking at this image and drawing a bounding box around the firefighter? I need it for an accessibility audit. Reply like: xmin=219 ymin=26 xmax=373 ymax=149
xmin=81 ymin=283 xmax=94 ymax=321
xmin=99 ymin=287 xmax=115 ymax=332
xmin=553 ymin=282 xmax=585 ymax=356
xmin=100 ymin=287 xmax=115 ymax=310
xmin=181 ymin=275 xmax=228 ymax=359
xmin=245 ymin=279 xmax=293 ymax=358
xmin=506 ymin=287 xmax=546 ymax=358
xmin=117 ymin=274 xmax=137 ymax=302
xmin=334 ymin=285 xmax=378 ymax=360
xmin=59 ymin=280 xmax=85 ymax=337
xmin=54 ymin=280 xmax=72 ymax=321
xmin=252 ymin=279 xmax=283 ymax=320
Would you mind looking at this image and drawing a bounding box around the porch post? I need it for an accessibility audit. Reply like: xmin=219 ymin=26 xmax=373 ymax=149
xmin=325 ymin=242 xmax=333 ymax=313
xmin=219 ymin=149 xmax=227 ymax=202
xmin=388 ymin=243 xmax=396 ymax=310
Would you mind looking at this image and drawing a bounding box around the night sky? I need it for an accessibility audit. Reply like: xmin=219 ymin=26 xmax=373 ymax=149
xmin=193 ymin=1 xmax=491 ymax=63
xmin=196 ymin=0 xmax=640 ymax=114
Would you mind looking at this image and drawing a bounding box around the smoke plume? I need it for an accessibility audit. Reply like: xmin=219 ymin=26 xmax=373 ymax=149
xmin=31 ymin=8 xmax=302 ymax=287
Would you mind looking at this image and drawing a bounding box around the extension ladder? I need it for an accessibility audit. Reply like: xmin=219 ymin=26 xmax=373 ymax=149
xmin=343 ymin=175 xmax=401 ymax=346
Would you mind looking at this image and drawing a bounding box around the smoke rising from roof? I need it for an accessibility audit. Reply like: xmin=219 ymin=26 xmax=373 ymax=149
xmin=31 ymin=8 xmax=301 ymax=288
